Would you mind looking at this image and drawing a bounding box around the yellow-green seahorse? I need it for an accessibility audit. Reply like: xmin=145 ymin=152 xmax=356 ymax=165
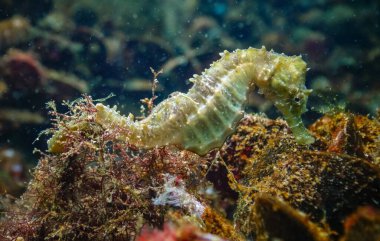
xmin=48 ymin=47 xmax=314 ymax=155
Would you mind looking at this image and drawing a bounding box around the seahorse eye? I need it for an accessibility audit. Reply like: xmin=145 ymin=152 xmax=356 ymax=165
xmin=294 ymin=96 xmax=301 ymax=102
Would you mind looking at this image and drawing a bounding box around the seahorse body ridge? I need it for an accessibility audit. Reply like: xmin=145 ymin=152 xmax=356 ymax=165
xmin=48 ymin=47 xmax=314 ymax=155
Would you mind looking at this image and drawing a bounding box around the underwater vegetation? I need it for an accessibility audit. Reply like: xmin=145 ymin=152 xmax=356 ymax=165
xmin=0 ymin=96 xmax=232 ymax=240
xmin=0 ymin=100 xmax=379 ymax=240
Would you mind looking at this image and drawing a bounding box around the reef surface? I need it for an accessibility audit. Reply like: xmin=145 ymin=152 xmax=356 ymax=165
xmin=0 ymin=96 xmax=379 ymax=240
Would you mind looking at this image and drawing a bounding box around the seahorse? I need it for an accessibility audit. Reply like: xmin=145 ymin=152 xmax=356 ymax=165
xmin=48 ymin=47 xmax=314 ymax=155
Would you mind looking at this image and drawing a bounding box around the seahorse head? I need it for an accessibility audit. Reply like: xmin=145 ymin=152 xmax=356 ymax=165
xmin=269 ymin=54 xmax=315 ymax=144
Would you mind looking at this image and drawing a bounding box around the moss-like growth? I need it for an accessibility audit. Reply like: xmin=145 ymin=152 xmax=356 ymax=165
xmin=1 ymin=97 xmax=379 ymax=240
xmin=0 ymin=97 xmax=208 ymax=240
xmin=219 ymin=113 xmax=380 ymax=239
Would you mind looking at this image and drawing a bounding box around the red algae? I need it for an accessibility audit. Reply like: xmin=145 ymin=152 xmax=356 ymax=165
xmin=0 ymin=97 xmax=209 ymax=240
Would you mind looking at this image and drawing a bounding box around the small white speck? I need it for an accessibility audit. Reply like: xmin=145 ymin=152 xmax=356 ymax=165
xmin=3 ymin=149 xmax=15 ymax=158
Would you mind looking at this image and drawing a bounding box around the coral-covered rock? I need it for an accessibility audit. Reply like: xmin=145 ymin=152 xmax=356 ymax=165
xmin=253 ymin=194 xmax=329 ymax=241
xmin=220 ymin=113 xmax=380 ymax=239
xmin=340 ymin=206 xmax=380 ymax=241
xmin=309 ymin=112 xmax=380 ymax=164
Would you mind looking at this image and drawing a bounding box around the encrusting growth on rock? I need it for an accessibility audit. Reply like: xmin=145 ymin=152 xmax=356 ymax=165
xmin=48 ymin=47 xmax=314 ymax=155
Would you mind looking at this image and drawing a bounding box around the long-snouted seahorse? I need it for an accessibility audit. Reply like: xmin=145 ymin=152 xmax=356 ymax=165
xmin=48 ymin=47 xmax=315 ymax=155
